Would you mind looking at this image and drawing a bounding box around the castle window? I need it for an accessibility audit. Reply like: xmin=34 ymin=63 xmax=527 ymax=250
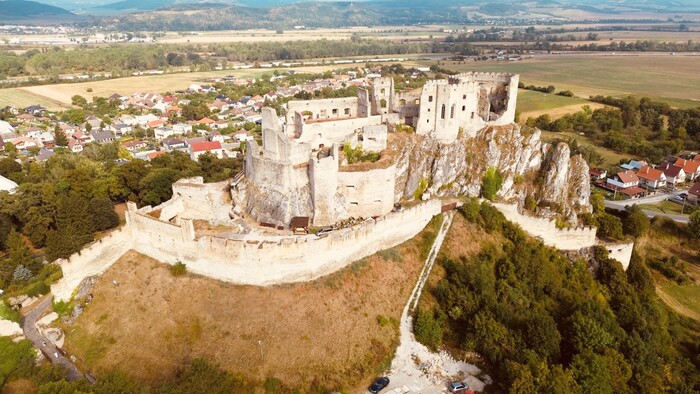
xmin=350 ymin=202 xmax=359 ymax=205
xmin=463 ymin=94 xmax=466 ymax=99
xmin=462 ymin=105 xmax=466 ymax=111
xmin=374 ymin=200 xmax=381 ymax=203
xmin=441 ymin=104 xmax=446 ymax=119
xmin=381 ymin=88 xmax=386 ymax=94
xmin=427 ymin=119 xmax=429 ymax=123
xmin=332 ymin=108 xmax=338 ymax=115
xmin=428 ymin=95 xmax=433 ymax=102
xmin=399 ymin=99 xmax=406 ymax=106
xmin=346 ymin=185 xmax=355 ymax=189
xmin=414 ymin=99 xmax=420 ymax=105
xmin=344 ymin=108 xmax=350 ymax=115
xmin=471 ymin=112 xmax=475 ymax=119
xmin=450 ymin=104 xmax=455 ymax=119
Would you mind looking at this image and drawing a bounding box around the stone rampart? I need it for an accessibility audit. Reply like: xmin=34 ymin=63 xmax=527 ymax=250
xmin=52 ymin=199 xmax=442 ymax=301
xmin=129 ymin=199 xmax=441 ymax=286
xmin=492 ymin=202 xmax=597 ymax=250
xmin=51 ymin=227 xmax=133 ymax=301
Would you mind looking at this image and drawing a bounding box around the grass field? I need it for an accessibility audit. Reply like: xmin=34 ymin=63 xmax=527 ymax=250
xmin=539 ymin=129 xmax=628 ymax=167
xmin=60 ymin=219 xmax=443 ymax=391
xmin=515 ymin=89 xmax=607 ymax=120
xmin=638 ymin=200 xmax=698 ymax=215
xmin=445 ymin=55 xmax=700 ymax=109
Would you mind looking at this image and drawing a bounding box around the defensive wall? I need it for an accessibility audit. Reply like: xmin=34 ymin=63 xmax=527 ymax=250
xmin=492 ymin=202 xmax=633 ymax=269
xmin=52 ymin=198 xmax=442 ymax=301
xmin=51 ymin=228 xmax=133 ymax=301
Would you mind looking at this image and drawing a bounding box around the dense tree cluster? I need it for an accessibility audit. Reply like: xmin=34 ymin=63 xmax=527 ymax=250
xmin=417 ymin=201 xmax=700 ymax=392
xmin=527 ymin=97 xmax=700 ymax=163
xmin=0 ymin=150 xmax=240 ymax=294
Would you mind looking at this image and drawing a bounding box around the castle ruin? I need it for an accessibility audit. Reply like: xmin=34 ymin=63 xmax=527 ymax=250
xmin=235 ymin=72 xmax=519 ymax=227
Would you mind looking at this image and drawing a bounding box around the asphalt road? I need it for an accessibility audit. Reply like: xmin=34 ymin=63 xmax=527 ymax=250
xmin=21 ymin=296 xmax=83 ymax=381
xmin=604 ymin=189 xmax=691 ymax=224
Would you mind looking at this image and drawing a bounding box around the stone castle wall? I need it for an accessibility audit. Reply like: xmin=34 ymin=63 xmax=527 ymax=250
xmin=51 ymin=227 xmax=133 ymax=301
xmin=52 ymin=199 xmax=442 ymax=301
xmin=492 ymin=202 xmax=597 ymax=250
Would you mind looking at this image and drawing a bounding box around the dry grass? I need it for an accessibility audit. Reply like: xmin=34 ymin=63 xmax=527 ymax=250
xmin=62 ymin=225 xmax=435 ymax=391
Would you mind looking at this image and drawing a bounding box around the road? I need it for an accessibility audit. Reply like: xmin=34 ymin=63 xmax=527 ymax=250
xmin=604 ymin=189 xmax=691 ymax=224
xmin=21 ymin=296 xmax=83 ymax=381
xmin=385 ymin=212 xmax=485 ymax=393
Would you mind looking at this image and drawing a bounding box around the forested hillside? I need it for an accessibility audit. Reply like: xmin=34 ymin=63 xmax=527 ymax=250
xmin=415 ymin=201 xmax=700 ymax=392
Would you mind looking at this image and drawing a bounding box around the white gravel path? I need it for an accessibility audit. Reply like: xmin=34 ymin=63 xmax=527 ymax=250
xmin=384 ymin=212 xmax=487 ymax=393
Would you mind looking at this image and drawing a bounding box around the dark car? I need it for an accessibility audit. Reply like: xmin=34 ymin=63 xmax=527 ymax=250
xmin=369 ymin=377 xmax=390 ymax=393
xmin=449 ymin=381 xmax=469 ymax=393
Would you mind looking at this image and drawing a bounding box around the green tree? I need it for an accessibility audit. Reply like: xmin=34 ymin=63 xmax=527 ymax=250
xmin=596 ymin=213 xmax=623 ymax=240
xmin=53 ymin=126 xmax=69 ymax=147
xmin=688 ymin=211 xmax=700 ymax=240
xmin=414 ymin=308 xmax=443 ymax=350
xmin=88 ymin=198 xmax=120 ymax=232
xmin=481 ymin=167 xmax=503 ymax=200
xmin=622 ymin=205 xmax=649 ymax=237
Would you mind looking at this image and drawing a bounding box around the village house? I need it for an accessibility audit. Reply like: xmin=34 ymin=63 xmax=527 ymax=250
xmin=121 ymin=140 xmax=148 ymax=152
xmin=674 ymin=158 xmax=700 ymax=181
xmin=173 ymin=123 xmax=193 ymax=134
xmin=688 ymin=182 xmax=700 ymax=204
xmin=589 ymin=168 xmax=607 ymax=181
xmin=606 ymin=170 xmax=640 ymax=189
xmin=658 ymin=163 xmax=686 ymax=186
xmin=68 ymin=139 xmax=83 ymax=153
xmin=154 ymin=127 xmax=177 ymax=141
xmin=110 ymin=123 xmax=131 ymax=136
xmin=91 ymin=131 xmax=115 ymax=144
xmin=163 ymin=138 xmax=186 ymax=150
xmin=189 ymin=141 xmax=224 ymax=160
xmin=620 ymin=160 xmax=648 ymax=171
xmin=636 ymin=165 xmax=667 ymax=190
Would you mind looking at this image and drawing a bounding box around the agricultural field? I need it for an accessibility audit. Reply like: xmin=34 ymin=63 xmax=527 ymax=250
xmin=515 ymin=89 xmax=606 ymax=121
xmin=0 ymin=88 xmax=70 ymax=111
xmin=445 ymin=55 xmax=700 ymax=109
xmin=60 ymin=218 xmax=442 ymax=392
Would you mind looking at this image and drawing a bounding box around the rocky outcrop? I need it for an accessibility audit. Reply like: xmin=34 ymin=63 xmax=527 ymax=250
xmin=394 ymin=124 xmax=591 ymax=221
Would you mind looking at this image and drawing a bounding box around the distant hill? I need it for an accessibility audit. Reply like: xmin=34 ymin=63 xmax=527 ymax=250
xmin=0 ymin=0 xmax=75 ymax=19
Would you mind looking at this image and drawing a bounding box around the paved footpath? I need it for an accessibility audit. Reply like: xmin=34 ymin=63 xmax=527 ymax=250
xmin=21 ymin=295 xmax=83 ymax=381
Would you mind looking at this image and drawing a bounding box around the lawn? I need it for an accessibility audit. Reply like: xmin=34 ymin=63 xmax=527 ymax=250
xmin=445 ymin=55 xmax=700 ymax=109
xmin=638 ymin=200 xmax=697 ymax=215
xmin=661 ymin=282 xmax=700 ymax=321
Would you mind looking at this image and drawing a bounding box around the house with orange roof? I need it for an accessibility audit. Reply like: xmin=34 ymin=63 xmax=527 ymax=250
xmin=636 ymin=165 xmax=666 ymax=190
xmin=189 ymin=140 xmax=223 ymax=160
xmin=674 ymin=158 xmax=700 ymax=181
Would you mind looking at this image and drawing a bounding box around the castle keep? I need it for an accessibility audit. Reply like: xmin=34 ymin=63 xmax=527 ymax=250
xmin=236 ymin=72 xmax=519 ymax=227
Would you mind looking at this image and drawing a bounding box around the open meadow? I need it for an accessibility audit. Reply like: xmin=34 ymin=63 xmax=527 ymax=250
xmin=60 ymin=218 xmax=443 ymax=392
xmin=444 ymin=55 xmax=700 ymax=109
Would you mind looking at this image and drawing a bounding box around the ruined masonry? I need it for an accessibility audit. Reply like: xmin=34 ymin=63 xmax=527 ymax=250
xmin=52 ymin=73 xmax=631 ymax=302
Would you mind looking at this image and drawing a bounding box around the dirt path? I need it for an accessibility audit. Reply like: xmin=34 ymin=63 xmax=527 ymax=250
xmin=655 ymin=286 xmax=700 ymax=321
xmin=21 ymin=296 xmax=83 ymax=381
xmin=386 ymin=213 xmax=486 ymax=393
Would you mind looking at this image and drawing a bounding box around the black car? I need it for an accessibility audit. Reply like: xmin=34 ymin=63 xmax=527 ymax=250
xmin=369 ymin=377 xmax=390 ymax=393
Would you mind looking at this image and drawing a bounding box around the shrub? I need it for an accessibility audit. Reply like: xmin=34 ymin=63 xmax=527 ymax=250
xmin=171 ymin=261 xmax=187 ymax=277
xmin=481 ymin=167 xmax=503 ymax=200
xmin=24 ymin=280 xmax=50 ymax=297
xmin=414 ymin=309 xmax=443 ymax=350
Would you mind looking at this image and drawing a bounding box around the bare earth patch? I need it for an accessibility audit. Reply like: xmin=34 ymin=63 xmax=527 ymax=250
xmin=62 ymin=228 xmax=432 ymax=391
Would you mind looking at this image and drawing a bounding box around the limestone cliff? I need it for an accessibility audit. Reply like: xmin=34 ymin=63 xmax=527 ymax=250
xmin=393 ymin=124 xmax=591 ymax=222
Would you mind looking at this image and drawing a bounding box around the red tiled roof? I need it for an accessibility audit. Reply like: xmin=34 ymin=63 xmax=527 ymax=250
xmin=589 ymin=169 xmax=605 ymax=176
xmin=148 ymin=150 xmax=167 ymax=159
xmin=197 ymin=117 xmax=215 ymax=125
xmin=191 ymin=141 xmax=222 ymax=152
xmin=675 ymin=158 xmax=700 ymax=174
xmin=616 ymin=170 xmax=639 ymax=184
xmin=636 ymin=166 xmax=664 ymax=181
xmin=619 ymin=186 xmax=647 ymax=196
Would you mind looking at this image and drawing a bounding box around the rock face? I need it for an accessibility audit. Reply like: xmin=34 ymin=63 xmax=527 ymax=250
xmin=238 ymin=123 xmax=591 ymax=226
xmin=394 ymin=124 xmax=591 ymax=221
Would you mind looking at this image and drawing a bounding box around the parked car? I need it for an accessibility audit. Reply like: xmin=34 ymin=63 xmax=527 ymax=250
xmin=674 ymin=195 xmax=683 ymax=201
xmin=680 ymin=193 xmax=688 ymax=199
xmin=449 ymin=381 xmax=470 ymax=393
xmin=316 ymin=227 xmax=333 ymax=236
xmin=369 ymin=377 xmax=390 ymax=393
